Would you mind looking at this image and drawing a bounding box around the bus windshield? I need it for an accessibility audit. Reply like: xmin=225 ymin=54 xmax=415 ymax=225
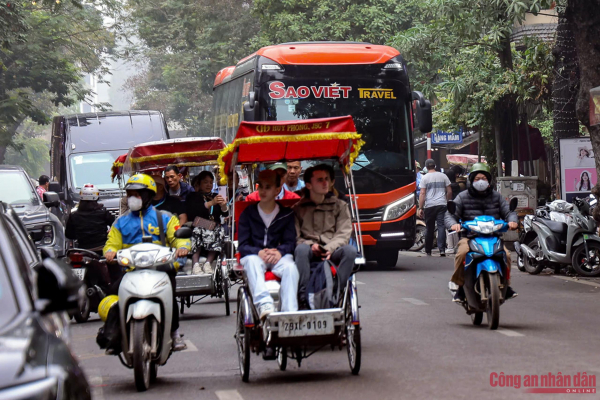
xmin=261 ymin=78 xmax=412 ymax=194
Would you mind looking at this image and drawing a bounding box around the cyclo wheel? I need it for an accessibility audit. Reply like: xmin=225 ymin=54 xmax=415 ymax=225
xmin=486 ymin=274 xmax=501 ymax=330
xmin=277 ymin=347 xmax=287 ymax=371
xmin=132 ymin=318 xmax=152 ymax=392
xmin=222 ymin=265 xmax=230 ymax=316
xmin=236 ymin=289 xmax=251 ymax=382
xmin=345 ymin=282 xmax=361 ymax=375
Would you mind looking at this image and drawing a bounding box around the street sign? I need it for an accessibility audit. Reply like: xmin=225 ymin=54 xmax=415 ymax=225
xmin=431 ymin=129 xmax=463 ymax=144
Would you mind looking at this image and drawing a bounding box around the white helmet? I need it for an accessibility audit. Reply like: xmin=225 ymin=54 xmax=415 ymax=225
xmin=80 ymin=183 xmax=99 ymax=201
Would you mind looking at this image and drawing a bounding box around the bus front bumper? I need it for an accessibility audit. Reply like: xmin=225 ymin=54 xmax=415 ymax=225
xmin=360 ymin=213 xmax=416 ymax=252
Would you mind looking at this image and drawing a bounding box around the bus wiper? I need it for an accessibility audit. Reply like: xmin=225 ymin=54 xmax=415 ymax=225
xmin=352 ymin=161 xmax=397 ymax=184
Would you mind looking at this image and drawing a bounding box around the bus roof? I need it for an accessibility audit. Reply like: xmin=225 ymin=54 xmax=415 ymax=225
xmin=213 ymin=42 xmax=402 ymax=88
xmin=238 ymin=42 xmax=400 ymax=66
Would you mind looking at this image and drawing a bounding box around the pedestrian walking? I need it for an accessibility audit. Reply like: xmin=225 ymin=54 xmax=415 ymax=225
xmin=418 ymin=159 xmax=451 ymax=256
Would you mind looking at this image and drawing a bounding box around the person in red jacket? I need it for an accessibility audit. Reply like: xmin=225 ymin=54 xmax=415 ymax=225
xmin=245 ymin=163 xmax=300 ymax=201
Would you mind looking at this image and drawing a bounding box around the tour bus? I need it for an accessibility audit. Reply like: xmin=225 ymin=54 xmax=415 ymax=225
xmin=212 ymin=42 xmax=432 ymax=266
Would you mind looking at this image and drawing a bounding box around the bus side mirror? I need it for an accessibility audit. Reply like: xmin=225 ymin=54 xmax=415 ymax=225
xmin=48 ymin=181 xmax=65 ymax=200
xmin=412 ymin=91 xmax=432 ymax=133
xmin=243 ymin=92 xmax=259 ymax=122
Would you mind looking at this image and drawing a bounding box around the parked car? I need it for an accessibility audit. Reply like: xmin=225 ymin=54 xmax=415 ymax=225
xmin=50 ymin=110 xmax=170 ymax=219
xmin=0 ymin=202 xmax=90 ymax=399
xmin=0 ymin=165 xmax=66 ymax=257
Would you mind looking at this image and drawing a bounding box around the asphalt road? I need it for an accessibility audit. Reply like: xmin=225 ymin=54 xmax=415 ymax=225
xmin=70 ymin=251 xmax=600 ymax=399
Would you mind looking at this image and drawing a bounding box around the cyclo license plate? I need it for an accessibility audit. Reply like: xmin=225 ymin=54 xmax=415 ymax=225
xmin=278 ymin=314 xmax=334 ymax=337
xmin=73 ymin=268 xmax=86 ymax=281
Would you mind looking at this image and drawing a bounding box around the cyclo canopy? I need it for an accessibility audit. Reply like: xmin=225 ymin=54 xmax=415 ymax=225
xmin=217 ymin=116 xmax=364 ymax=184
xmin=123 ymin=137 xmax=226 ymax=175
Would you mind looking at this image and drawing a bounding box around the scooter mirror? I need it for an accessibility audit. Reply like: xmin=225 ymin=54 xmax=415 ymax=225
xmin=447 ymin=200 xmax=456 ymax=215
xmin=175 ymin=226 xmax=193 ymax=239
xmin=509 ymin=197 xmax=519 ymax=212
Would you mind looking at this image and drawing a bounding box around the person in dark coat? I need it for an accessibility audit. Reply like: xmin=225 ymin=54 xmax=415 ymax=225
xmin=444 ymin=163 xmax=519 ymax=302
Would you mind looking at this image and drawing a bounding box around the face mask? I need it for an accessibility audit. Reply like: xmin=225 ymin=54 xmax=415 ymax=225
xmin=472 ymin=180 xmax=489 ymax=192
xmin=128 ymin=196 xmax=143 ymax=211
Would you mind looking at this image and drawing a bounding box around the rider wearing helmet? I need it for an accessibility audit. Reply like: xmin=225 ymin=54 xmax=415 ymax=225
xmin=103 ymin=174 xmax=191 ymax=351
xmin=66 ymin=183 xmax=115 ymax=254
xmin=444 ymin=163 xmax=519 ymax=302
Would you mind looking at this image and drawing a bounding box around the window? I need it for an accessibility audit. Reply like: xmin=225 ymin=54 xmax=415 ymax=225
xmin=0 ymin=171 xmax=40 ymax=206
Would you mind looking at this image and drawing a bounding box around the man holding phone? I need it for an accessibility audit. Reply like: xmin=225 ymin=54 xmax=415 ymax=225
xmin=294 ymin=164 xmax=356 ymax=310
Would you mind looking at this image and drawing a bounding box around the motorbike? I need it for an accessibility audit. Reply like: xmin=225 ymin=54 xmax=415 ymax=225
xmin=67 ymin=248 xmax=114 ymax=323
xmin=116 ymin=226 xmax=193 ymax=392
xmin=516 ymin=201 xmax=574 ymax=274
xmin=411 ymin=211 xmax=426 ymax=251
xmin=515 ymin=198 xmax=600 ymax=277
xmin=447 ymin=198 xmax=518 ymax=330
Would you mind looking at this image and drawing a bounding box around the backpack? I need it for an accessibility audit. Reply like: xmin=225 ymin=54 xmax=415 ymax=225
xmin=307 ymin=259 xmax=340 ymax=310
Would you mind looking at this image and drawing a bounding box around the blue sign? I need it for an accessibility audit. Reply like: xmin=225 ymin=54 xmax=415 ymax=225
xmin=431 ymin=129 xmax=463 ymax=144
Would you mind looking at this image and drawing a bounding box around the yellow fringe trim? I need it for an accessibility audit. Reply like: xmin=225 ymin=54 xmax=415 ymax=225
xmin=112 ymin=161 xmax=124 ymax=168
xmin=130 ymin=149 xmax=222 ymax=164
xmin=217 ymin=132 xmax=363 ymax=184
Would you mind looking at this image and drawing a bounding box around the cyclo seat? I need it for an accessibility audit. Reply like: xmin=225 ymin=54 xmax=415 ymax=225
xmin=537 ymin=217 xmax=567 ymax=234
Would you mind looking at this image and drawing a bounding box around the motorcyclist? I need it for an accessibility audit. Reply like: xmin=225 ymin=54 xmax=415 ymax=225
xmin=444 ymin=163 xmax=519 ymax=302
xmin=103 ymin=174 xmax=191 ymax=351
xmin=66 ymin=183 xmax=115 ymax=254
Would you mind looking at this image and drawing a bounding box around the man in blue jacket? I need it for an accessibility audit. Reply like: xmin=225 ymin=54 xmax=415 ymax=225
xmin=238 ymin=169 xmax=299 ymax=320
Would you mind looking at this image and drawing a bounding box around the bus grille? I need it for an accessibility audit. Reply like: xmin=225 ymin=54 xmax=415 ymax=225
xmin=358 ymin=207 xmax=385 ymax=222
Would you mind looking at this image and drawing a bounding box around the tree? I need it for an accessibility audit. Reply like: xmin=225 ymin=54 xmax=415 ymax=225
xmin=565 ymin=0 xmax=600 ymax=191
xmin=0 ymin=1 xmax=119 ymax=162
xmin=391 ymin=0 xmax=554 ymax=176
xmin=252 ymin=0 xmax=418 ymax=46
xmin=124 ymin=0 xmax=259 ymax=136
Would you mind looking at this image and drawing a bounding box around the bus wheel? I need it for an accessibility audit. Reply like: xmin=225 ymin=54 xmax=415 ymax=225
xmin=376 ymin=250 xmax=398 ymax=268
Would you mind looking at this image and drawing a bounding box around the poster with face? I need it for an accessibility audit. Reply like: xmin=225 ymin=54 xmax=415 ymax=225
xmin=560 ymin=138 xmax=597 ymax=202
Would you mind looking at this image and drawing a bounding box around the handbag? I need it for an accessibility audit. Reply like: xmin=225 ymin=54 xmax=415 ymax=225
xmin=193 ymin=195 xmax=216 ymax=230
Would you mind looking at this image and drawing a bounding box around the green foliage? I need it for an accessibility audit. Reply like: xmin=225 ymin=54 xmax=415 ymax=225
xmin=390 ymin=0 xmax=555 ymax=163
xmin=251 ymin=0 xmax=417 ymax=46
xmin=0 ymin=0 xmax=118 ymax=160
xmin=5 ymin=135 xmax=50 ymax=178
xmin=124 ymin=0 xmax=260 ymax=136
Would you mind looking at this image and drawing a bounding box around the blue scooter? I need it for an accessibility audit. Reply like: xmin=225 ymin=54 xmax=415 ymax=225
xmin=447 ymin=198 xmax=518 ymax=330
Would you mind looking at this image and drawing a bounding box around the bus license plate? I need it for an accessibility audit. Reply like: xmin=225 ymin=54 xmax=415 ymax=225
xmin=279 ymin=314 xmax=334 ymax=337
xmin=73 ymin=268 xmax=86 ymax=281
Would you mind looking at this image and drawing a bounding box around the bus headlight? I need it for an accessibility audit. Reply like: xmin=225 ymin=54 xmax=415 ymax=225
xmin=383 ymin=194 xmax=415 ymax=221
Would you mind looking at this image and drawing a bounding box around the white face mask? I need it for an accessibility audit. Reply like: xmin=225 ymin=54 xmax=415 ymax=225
xmin=472 ymin=180 xmax=490 ymax=192
xmin=127 ymin=196 xmax=143 ymax=211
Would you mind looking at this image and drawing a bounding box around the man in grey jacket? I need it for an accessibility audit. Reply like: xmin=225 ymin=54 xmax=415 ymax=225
xmin=445 ymin=163 xmax=519 ymax=303
xmin=294 ymin=164 xmax=356 ymax=309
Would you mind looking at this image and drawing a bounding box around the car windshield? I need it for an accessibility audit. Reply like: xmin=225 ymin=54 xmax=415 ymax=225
xmin=69 ymin=150 xmax=127 ymax=190
xmin=0 ymin=171 xmax=40 ymax=206
xmin=0 ymin=258 xmax=19 ymax=328
xmin=261 ymin=78 xmax=412 ymax=193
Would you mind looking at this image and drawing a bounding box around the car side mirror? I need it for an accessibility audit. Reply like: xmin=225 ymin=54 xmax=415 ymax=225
xmin=43 ymin=191 xmax=60 ymax=208
xmin=243 ymin=92 xmax=259 ymax=122
xmin=412 ymin=91 xmax=433 ymax=133
xmin=174 ymin=226 xmax=193 ymax=239
xmin=447 ymin=200 xmax=456 ymax=215
xmin=34 ymin=257 xmax=82 ymax=314
xmin=509 ymin=197 xmax=519 ymax=212
xmin=48 ymin=182 xmax=65 ymax=200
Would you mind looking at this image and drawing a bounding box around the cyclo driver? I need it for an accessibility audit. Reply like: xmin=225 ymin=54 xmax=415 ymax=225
xmin=445 ymin=163 xmax=519 ymax=303
xmin=103 ymin=174 xmax=191 ymax=351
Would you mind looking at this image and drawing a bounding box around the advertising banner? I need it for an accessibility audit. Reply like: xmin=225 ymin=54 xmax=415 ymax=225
xmin=560 ymin=138 xmax=597 ymax=201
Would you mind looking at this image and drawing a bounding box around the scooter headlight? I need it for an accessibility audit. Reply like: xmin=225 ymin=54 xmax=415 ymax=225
xmin=131 ymin=250 xmax=159 ymax=268
xmin=476 ymin=221 xmax=495 ymax=234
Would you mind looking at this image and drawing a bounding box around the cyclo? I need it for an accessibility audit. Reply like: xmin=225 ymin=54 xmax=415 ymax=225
xmin=122 ymin=137 xmax=232 ymax=316
xmin=218 ymin=116 xmax=366 ymax=381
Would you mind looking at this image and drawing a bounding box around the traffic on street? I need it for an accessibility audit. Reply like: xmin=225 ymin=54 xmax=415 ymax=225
xmin=2 ymin=1 xmax=600 ymax=399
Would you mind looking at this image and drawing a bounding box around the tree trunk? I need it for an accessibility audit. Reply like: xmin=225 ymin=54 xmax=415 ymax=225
xmin=495 ymin=36 xmax=518 ymax=177
xmin=565 ymin=0 xmax=600 ymax=192
xmin=0 ymin=145 xmax=6 ymax=164
xmin=552 ymin=12 xmax=581 ymax=199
